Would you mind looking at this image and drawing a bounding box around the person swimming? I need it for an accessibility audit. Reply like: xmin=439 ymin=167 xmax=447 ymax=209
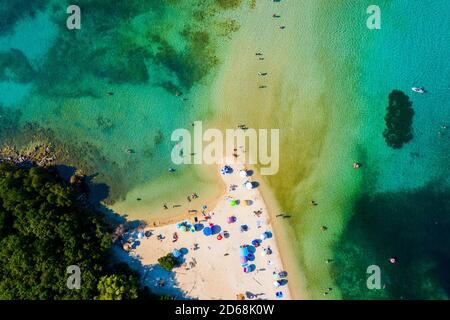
xmin=353 ymin=162 xmax=362 ymax=169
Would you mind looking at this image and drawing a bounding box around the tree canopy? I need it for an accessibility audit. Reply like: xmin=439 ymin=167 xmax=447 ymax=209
xmin=158 ymin=253 xmax=180 ymax=271
xmin=0 ymin=162 xmax=139 ymax=299
xmin=97 ymin=274 xmax=139 ymax=300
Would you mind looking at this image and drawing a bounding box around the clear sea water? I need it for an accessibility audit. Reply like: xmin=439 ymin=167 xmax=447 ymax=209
xmin=0 ymin=0 xmax=449 ymax=299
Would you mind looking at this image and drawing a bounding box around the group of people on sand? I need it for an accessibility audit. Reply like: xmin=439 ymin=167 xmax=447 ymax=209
xmin=186 ymin=193 xmax=199 ymax=202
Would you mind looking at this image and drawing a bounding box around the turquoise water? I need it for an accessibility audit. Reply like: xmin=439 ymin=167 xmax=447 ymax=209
xmin=1 ymin=0 xmax=449 ymax=300
xmin=330 ymin=0 xmax=450 ymax=299
xmin=0 ymin=0 xmax=237 ymax=202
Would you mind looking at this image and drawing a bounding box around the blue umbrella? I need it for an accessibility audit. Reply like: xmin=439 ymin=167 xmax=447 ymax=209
xmin=211 ymin=225 xmax=221 ymax=235
xmin=172 ymin=249 xmax=182 ymax=258
xmin=240 ymin=225 xmax=249 ymax=232
xmin=251 ymin=239 xmax=260 ymax=247
xmin=203 ymin=227 xmax=212 ymax=236
xmin=240 ymin=246 xmax=249 ymax=257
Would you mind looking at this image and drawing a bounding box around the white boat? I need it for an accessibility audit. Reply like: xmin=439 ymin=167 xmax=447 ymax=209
xmin=412 ymin=87 xmax=425 ymax=93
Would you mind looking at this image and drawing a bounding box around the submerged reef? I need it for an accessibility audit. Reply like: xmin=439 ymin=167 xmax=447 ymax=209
xmin=215 ymin=0 xmax=243 ymax=9
xmin=382 ymin=90 xmax=414 ymax=149
xmin=0 ymin=0 xmax=47 ymax=35
xmin=0 ymin=0 xmax=246 ymax=205
xmin=0 ymin=105 xmax=21 ymax=145
xmin=332 ymin=182 xmax=450 ymax=299
xmin=31 ymin=0 xmax=242 ymax=97
xmin=0 ymin=49 xmax=36 ymax=83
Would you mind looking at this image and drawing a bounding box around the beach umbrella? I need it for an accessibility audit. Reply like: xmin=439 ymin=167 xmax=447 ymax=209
xmin=245 ymin=181 xmax=253 ymax=190
xmin=203 ymin=227 xmax=212 ymax=236
xmin=180 ymin=225 xmax=188 ymax=232
xmin=240 ymin=246 xmax=249 ymax=257
xmin=122 ymin=243 xmax=131 ymax=251
xmin=260 ymin=233 xmax=268 ymax=240
xmin=240 ymin=256 xmax=248 ymax=264
xmin=239 ymin=170 xmax=248 ymax=178
xmin=211 ymin=225 xmax=221 ymax=235
xmin=229 ymin=200 xmax=238 ymax=206
xmin=221 ymin=166 xmax=233 ymax=174
xmin=227 ymin=216 xmax=236 ymax=224
xmin=251 ymin=239 xmax=260 ymax=247
xmin=276 ymin=292 xmax=283 ymax=299
xmin=194 ymin=223 xmax=204 ymax=231
xmin=240 ymin=225 xmax=249 ymax=232
xmin=273 ymin=281 xmax=281 ymax=287
xmin=217 ymin=234 xmax=223 ymax=240
xmin=172 ymin=249 xmax=182 ymax=258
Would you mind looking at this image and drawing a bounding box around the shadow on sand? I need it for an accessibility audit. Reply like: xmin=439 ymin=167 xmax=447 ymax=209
xmin=56 ymin=164 xmax=189 ymax=299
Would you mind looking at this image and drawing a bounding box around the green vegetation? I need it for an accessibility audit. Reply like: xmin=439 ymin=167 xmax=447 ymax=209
xmin=158 ymin=253 xmax=180 ymax=271
xmin=382 ymin=90 xmax=414 ymax=149
xmin=97 ymin=274 xmax=139 ymax=300
xmin=0 ymin=163 xmax=141 ymax=299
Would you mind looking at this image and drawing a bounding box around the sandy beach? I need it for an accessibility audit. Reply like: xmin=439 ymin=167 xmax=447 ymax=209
xmin=117 ymin=155 xmax=291 ymax=300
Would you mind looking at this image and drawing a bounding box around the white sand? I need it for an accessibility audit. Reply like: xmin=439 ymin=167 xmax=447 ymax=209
xmin=123 ymin=157 xmax=291 ymax=300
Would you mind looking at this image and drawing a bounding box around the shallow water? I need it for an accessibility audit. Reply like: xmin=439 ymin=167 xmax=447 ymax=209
xmin=1 ymin=0 xmax=449 ymax=299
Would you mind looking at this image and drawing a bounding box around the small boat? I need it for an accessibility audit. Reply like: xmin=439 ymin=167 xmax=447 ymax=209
xmin=412 ymin=87 xmax=425 ymax=94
